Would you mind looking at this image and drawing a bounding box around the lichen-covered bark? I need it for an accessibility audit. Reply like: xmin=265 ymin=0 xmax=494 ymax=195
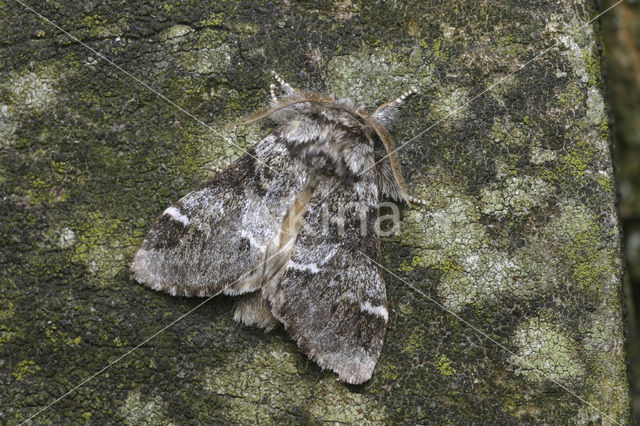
xmin=0 ymin=0 xmax=630 ymax=423
xmin=601 ymin=0 xmax=640 ymax=420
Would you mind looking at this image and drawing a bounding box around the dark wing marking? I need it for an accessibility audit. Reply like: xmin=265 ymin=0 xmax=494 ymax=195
xmin=131 ymin=134 xmax=307 ymax=297
xmin=262 ymin=176 xmax=387 ymax=384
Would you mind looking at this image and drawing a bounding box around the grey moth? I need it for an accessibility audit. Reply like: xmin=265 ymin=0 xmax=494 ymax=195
xmin=131 ymin=73 xmax=422 ymax=384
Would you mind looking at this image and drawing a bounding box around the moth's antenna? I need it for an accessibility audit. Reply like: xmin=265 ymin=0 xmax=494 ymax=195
xmin=373 ymin=86 xmax=419 ymax=116
xmin=390 ymin=87 xmax=428 ymax=205
xmin=406 ymin=194 xmax=429 ymax=205
xmin=366 ymin=87 xmax=427 ymax=205
xmin=234 ymin=91 xmax=333 ymax=126
xmin=360 ymin=114 xmax=409 ymax=202
xmin=394 ymin=86 xmax=419 ymax=104
xmin=233 ymin=71 xmax=335 ymax=126
xmin=359 ymin=101 xmax=428 ymax=205
xmin=271 ymin=70 xmax=293 ymax=93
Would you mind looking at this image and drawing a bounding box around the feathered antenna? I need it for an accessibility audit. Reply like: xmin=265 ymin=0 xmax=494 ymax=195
xmin=367 ymin=87 xmax=428 ymax=205
xmin=233 ymin=71 xmax=334 ymax=126
xmin=373 ymin=86 xmax=419 ymax=116
xmin=234 ymin=91 xmax=334 ymax=126
xmin=357 ymin=111 xmax=415 ymax=204
xmin=235 ymin=74 xmax=427 ymax=205
xmin=271 ymin=71 xmax=294 ymax=94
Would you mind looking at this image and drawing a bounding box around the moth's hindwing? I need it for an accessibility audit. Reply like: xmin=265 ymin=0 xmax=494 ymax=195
xmin=131 ymin=134 xmax=307 ymax=297
xmin=261 ymin=175 xmax=387 ymax=385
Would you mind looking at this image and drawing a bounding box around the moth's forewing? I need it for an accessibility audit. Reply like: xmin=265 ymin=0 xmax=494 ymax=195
xmin=131 ymin=135 xmax=307 ymax=297
xmin=262 ymin=175 xmax=387 ymax=385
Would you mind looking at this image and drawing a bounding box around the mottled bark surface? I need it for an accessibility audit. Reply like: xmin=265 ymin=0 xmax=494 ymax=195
xmin=601 ymin=0 xmax=640 ymax=420
xmin=0 ymin=0 xmax=630 ymax=423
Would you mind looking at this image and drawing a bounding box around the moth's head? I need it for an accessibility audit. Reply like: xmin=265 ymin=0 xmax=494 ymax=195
xmin=236 ymin=72 xmax=423 ymax=204
xmin=239 ymin=72 xmax=416 ymax=130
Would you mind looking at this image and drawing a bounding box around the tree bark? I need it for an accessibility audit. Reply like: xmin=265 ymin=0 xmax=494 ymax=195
xmin=0 ymin=0 xmax=630 ymax=423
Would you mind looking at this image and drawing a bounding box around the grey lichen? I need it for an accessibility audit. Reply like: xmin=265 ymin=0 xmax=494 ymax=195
xmin=480 ymin=175 xmax=553 ymax=217
xmin=57 ymin=227 xmax=76 ymax=249
xmin=177 ymin=29 xmax=231 ymax=76
xmin=202 ymin=341 xmax=388 ymax=423
xmin=159 ymin=24 xmax=194 ymax=41
xmin=4 ymin=65 xmax=59 ymax=113
xmin=118 ymin=391 xmax=171 ymax=425
xmin=510 ymin=314 xmax=586 ymax=385
xmin=529 ymin=146 xmax=558 ymax=165
xmin=586 ymin=86 xmax=606 ymax=125
xmin=399 ymin=168 xmax=555 ymax=312
xmin=546 ymin=17 xmax=593 ymax=85
xmin=325 ymin=46 xmax=434 ymax=108
xmin=430 ymin=86 xmax=469 ymax=124
xmin=0 ymin=104 xmax=17 ymax=147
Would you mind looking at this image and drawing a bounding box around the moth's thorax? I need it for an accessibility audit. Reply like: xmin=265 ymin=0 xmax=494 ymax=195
xmin=277 ymin=103 xmax=381 ymax=183
xmin=260 ymin=90 xmax=409 ymax=203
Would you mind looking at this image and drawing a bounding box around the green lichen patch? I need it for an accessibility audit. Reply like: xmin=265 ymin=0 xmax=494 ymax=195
xmin=168 ymin=119 xmax=261 ymax=180
xmin=430 ymin=86 xmax=469 ymax=125
xmin=529 ymin=146 xmax=557 ymax=165
xmin=0 ymin=277 xmax=17 ymax=323
xmin=545 ymin=17 xmax=594 ymax=86
xmin=399 ymin=169 xmax=555 ymax=312
xmin=436 ymin=354 xmax=456 ymax=376
xmin=159 ymin=24 xmax=194 ymax=41
xmin=559 ymin=139 xmax=596 ymax=180
xmin=176 ymin=29 xmax=231 ymax=76
xmin=585 ymin=86 xmax=605 ymax=126
xmin=398 ymin=169 xmax=624 ymax=420
xmin=80 ymin=14 xmax=123 ymax=39
xmin=70 ymin=211 xmax=140 ymax=287
xmin=579 ymin=310 xmax=630 ymax=423
xmin=3 ymin=62 xmax=61 ymax=113
xmin=325 ymin=45 xmax=435 ymax=109
xmin=13 ymin=359 xmax=41 ymax=382
xmin=309 ymin=379 xmax=388 ymax=423
xmin=200 ymin=11 xmax=224 ymax=28
xmin=118 ymin=390 xmax=170 ymax=425
xmin=546 ymin=202 xmax=618 ymax=296
xmin=490 ymin=118 xmax=528 ymax=147
xmin=0 ymin=303 xmax=14 ymax=326
xmin=202 ymin=340 xmax=387 ymax=423
xmin=21 ymin=159 xmax=73 ymax=205
xmin=480 ymin=175 xmax=553 ymax=217
xmin=0 ymin=324 xmax=22 ymax=347
xmin=400 ymin=172 xmax=625 ymax=419
xmin=404 ymin=326 xmax=426 ymax=356
xmin=510 ymin=315 xmax=585 ymax=385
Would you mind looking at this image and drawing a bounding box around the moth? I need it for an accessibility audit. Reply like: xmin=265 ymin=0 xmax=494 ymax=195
xmin=131 ymin=72 xmax=424 ymax=384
